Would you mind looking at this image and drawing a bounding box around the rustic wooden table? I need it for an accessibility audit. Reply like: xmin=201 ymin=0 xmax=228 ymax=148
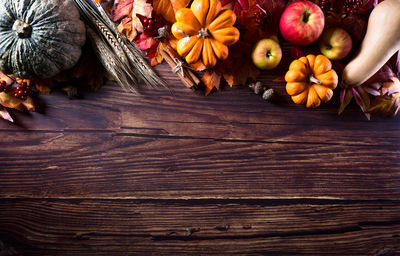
xmin=0 ymin=63 xmax=399 ymax=255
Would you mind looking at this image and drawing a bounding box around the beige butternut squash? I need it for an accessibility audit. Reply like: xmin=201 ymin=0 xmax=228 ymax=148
xmin=342 ymin=0 xmax=400 ymax=88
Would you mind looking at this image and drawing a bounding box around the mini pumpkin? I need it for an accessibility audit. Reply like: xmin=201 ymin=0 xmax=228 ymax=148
xmin=285 ymin=54 xmax=338 ymax=108
xmin=171 ymin=0 xmax=240 ymax=68
xmin=0 ymin=0 xmax=86 ymax=79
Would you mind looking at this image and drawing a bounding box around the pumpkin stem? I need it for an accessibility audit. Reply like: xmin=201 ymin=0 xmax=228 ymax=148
xmin=12 ymin=20 xmax=32 ymax=39
xmin=198 ymin=28 xmax=209 ymax=38
xmin=309 ymin=75 xmax=322 ymax=85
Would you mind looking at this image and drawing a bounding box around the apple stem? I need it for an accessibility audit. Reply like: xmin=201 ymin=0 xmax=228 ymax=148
xmin=309 ymin=75 xmax=322 ymax=85
xmin=256 ymin=4 xmax=268 ymax=15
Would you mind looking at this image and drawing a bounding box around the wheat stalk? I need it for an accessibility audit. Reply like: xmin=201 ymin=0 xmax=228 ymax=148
xmin=73 ymin=0 xmax=167 ymax=93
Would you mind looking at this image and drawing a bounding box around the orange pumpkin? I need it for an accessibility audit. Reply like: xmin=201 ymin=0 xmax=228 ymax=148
xmin=285 ymin=54 xmax=338 ymax=108
xmin=171 ymin=0 xmax=240 ymax=68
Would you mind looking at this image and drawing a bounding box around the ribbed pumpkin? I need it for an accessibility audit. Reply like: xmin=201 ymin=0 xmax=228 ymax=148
xmin=171 ymin=0 xmax=240 ymax=68
xmin=0 ymin=0 xmax=86 ymax=79
xmin=285 ymin=54 xmax=338 ymax=108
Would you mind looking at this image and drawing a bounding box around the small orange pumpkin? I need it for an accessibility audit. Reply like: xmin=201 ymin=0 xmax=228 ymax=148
xmin=171 ymin=0 xmax=240 ymax=68
xmin=285 ymin=54 xmax=338 ymax=108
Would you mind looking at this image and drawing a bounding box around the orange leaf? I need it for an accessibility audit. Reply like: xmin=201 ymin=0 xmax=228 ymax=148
xmin=202 ymin=69 xmax=222 ymax=95
xmin=33 ymin=78 xmax=53 ymax=95
xmin=0 ymin=91 xmax=35 ymax=112
xmin=190 ymin=60 xmax=207 ymax=72
xmin=153 ymin=0 xmax=190 ymax=24
xmin=218 ymin=41 xmax=260 ymax=86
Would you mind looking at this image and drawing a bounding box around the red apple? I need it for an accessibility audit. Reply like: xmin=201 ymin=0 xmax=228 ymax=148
xmin=279 ymin=1 xmax=325 ymax=46
xmin=252 ymin=38 xmax=282 ymax=70
xmin=319 ymin=27 xmax=353 ymax=60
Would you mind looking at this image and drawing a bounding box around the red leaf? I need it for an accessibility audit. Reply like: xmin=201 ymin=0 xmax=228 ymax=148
xmin=273 ymin=75 xmax=285 ymax=83
xmin=222 ymin=0 xmax=249 ymax=15
xmin=111 ymin=0 xmax=134 ymax=21
xmin=290 ymin=46 xmax=304 ymax=59
xmin=238 ymin=0 xmax=285 ymax=43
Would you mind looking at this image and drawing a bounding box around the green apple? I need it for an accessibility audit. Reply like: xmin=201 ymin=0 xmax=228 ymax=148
xmin=252 ymin=38 xmax=282 ymax=70
xmin=319 ymin=27 xmax=352 ymax=60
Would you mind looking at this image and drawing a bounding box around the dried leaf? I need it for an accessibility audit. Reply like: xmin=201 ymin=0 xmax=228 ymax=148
xmin=291 ymin=46 xmax=304 ymax=59
xmin=273 ymin=75 xmax=285 ymax=83
xmin=367 ymin=96 xmax=400 ymax=117
xmin=238 ymin=0 xmax=285 ymax=43
xmin=33 ymin=78 xmax=53 ymax=95
xmin=352 ymin=87 xmax=370 ymax=119
xmin=221 ymin=0 xmax=249 ymax=15
xmin=202 ymin=69 xmax=222 ymax=95
xmin=153 ymin=0 xmax=190 ymax=24
xmin=0 ymin=91 xmax=35 ymax=112
xmin=217 ymin=41 xmax=260 ymax=87
xmin=69 ymin=44 xmax=107 ymax=91
xmin=111 ymin=0 xmax=134 ymax=21
xmin=338 ymin=88 xmax=353 ymax=115
xmin=190 ymin=60 xmax=207 ymax=72
xmin=115 ymin=0 xmax=153 ymax=41
xmin=0 ymin=107 xmax=13 ymax=123
xmin=0 ymin=72 xmax=14 ymax=85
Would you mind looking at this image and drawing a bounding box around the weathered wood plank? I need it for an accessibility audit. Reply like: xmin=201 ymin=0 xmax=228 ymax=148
xmin=0 ymin=199 xmax=399 ymax=255
xmin=0 ymin=132 xmax=399 ymax=200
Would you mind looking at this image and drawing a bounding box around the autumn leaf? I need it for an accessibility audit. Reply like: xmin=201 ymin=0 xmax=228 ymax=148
xmin=202 ymin=69 xmax=222 ymax=95
xmin=111 ymin=0 xmax=134 ymax=21
xmin=33 ymin=78 xmax=53 ymax=95
xmin=0 ymin=107 xmax=13 ymax=123
xmin=238 ymin=0 xmax=285 ymax=43
xmin=367 ymin=77 xmax=400 ymax=117
xmin=221 ymin=0 xmax=249 ymax=16
xmin=0 ymin=91 xmax=35 ymax=112
xmin=217 ymin=41 xmax=260 ymax=87
xmin=69 ymin=44 xmax=107 ymax=91
xmin=115 ymin=0 xmax=153 ymax=41
xmin=0 ymin=72 xmax=14 ymax=85
xmin=153 ymin=0 xmax=190 ymax=24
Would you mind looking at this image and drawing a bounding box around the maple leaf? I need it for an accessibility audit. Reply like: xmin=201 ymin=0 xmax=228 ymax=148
xmin=217 ymin=41 xmax=260 ymax=87
xmin=221 ymin=0 xmax=249 ymax=16
xmin=111 ymin=0 xmax=134 ymax=21
xmin=153 ymin=0 xmax=190 ymax=24
xmin=202 ymin=69 xmax=222 ymax=95
xmin=0 ymin=91 xmax=35 ymax=112
xmin=115 ymin=0 xmax=153 ymax=41
xmin=238 ymin=0 xmax=285 ymax=43
xmin=0 ymin=106 xmax=13 ymax=123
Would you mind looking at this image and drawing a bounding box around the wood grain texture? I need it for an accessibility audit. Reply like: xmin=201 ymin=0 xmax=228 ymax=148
xmin=0 ymin=199 xmax=399 ymax=255
xmin=0 ymin=62 xmax=400 ymax=255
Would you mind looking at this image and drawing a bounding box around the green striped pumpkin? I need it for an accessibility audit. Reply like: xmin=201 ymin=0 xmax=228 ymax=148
xmin=0 ymin=0 xmax=86 ymax=79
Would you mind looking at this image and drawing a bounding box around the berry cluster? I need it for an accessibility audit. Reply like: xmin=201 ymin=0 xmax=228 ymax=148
xmin=320 ymin=0 xmax=336 ymax=13
xmin=0 ymin=81 xmax=11 ymax=93
xmin=141 ymin=14 xmax=163 ymax=36
xmin=343 ymin=0 xmax=363 ymax=15
xmin=14 ymin=82 xmax=31 ymax=100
